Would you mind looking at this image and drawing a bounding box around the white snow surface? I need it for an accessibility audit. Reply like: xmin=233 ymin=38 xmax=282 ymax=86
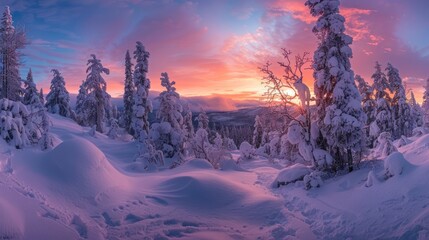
xmin=1 ymin=114 xmax=429 ymax=239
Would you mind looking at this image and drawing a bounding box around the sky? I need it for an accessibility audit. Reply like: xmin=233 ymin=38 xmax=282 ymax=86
xmin=3 ymin=0 xmax=429 ymax=110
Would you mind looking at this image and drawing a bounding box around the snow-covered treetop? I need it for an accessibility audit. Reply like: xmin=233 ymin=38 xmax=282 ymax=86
xmin=306 ymin=0 xmax=339 ymax=16
xmin=86 ymin=54 xmax=109 ymax=92
xmin=134 ymin=41 xmax=150 ymax=75
xmin=0 ymin=6 xmax=14 ymax=35
xmin=160 ymin=72 xmax=176 ymax=93
xmin=372 ymin=62 xmax=390 ymax=99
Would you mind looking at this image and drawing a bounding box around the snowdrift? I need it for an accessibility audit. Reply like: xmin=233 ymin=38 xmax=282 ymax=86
xmin=156 ymin=170 xmax=281 ymax=222
xmin=30 ymin=137 xmax=129 ymax=196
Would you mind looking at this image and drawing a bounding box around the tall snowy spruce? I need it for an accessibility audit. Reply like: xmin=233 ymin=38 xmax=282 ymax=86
xmin=370 ymin=62 xmax=393 ymax=142
xmin=123 ymin=50 xmax=134 ymax=134
xmin=81 ymin=55 xmax=112 ymax=133
xmin=131 ymin=41 xmax=163 ymax=169
xmin=197 ymin=109 xmax=209 ymax=130
xmin=0 ymin=6 xmax=25 ymax=101
xmin=422 ymin=78 xmax=429 ymax=126
xmin=151 ymin=72 xmax=185 ymax=165
xmin=23 ymin=69 xmax=39 ymax=105
xmin=386 ymin=63 xmax=412 ymax=138
xmin=252 ymin=115 xmax=264 ymax=149
xmin=409 ymin=91 xmax=423 ymax=129
xmin=75 ymin=81 xmax=87 ymax=125
xmin=45 ymin=69 xmax=74 ymax=118
xmin=355 ymin=75 xmax=375 ymax=147
xmin=306 ymin=0 xmax=365 ymax=171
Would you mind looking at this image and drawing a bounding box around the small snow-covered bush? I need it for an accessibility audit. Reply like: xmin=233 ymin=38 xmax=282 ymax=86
xmin=272 ymin=163 xmax=311 ymax=188
xmin=239 ymin=141 xmax=255 ymax=160
xmin=373 ymin=132 xmax=397 ymax=158
xmin=223 ymin=137 xmax=237 ymax=150
xmin=412 ymin=127 xmax=427 ymax=137
xmin=384 ymin=152 xmax=414 ymax=179
xmin=0 ymin=99 xmax=33 ymax=148
xmin=313 ymin=149 xmax=333 ymax=169
xmin=304 ymin=171 xmax=323 ymax=190
xmin=107 ymin=118 xmax=119 ymax=139
xmin=365 ymin=170 xmax=379 ymax=187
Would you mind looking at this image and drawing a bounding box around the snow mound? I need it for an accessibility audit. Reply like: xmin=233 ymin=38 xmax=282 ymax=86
xmin=219 ymin=159 xmax=244 ymax=171
xmin=272 ymin=163 xmax=311 ymax=188
xmin=384 ymin=152 xmax=415 ymax=178
xmin=0 ymin=198 xmax=24 ymax=239
xmin=181 ymin=159 xmax=213 ymax=170
xmin=156 ymin=172 xmax=280 ymax=219
xmin=34 ymin=138 xmax=128 ymax=195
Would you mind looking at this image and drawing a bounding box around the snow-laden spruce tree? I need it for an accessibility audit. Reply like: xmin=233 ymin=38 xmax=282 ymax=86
xmin=75 ymin=81 xmax=87 ymax=125
xmin=39 ymin=88 xmax=44 ymax=104
xmin=151 ymin=72 xmax=185 ymax=164
xmin=182 ymin=103 xmax=194 ymax=140
xmin=123 ymin=50 xmax=134 ymax=134
xmin=252 ymin=115 xmax=264 ymax=148
xmin=81 ymin=55 xmax=111 ymax=133
xmin=409 ymin=91 xmax=424 ymax=129
xmin=306 ymin=0 xmax=365 ymax=171
xmin=131 ymin=41 xmax=163 ymax=169
xmin=355 ymin=74 xmax=375 ymax=147
xmin=0 ymin=6 xmax=25 ymax=101
xmin=45 ymin=69 xmax=74 ymax=118
xmin=422 ymin=78 xmax=429 ymax=126
xmin=196 ymin=109 xmax=209 ymax=130
xmin=131 ymin=42 xmax=152 ymax=140
xmin=370 ymin=62 xmax=393 ymax=142
xmin=386 ymin=63 xmax=412 ymax=138
xmin=23 ymin=69 xmax=38 ymax=105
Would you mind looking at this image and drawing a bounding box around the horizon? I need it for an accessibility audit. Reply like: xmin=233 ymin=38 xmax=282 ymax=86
xmin=4 ymin=0 xmax=429 ymax=108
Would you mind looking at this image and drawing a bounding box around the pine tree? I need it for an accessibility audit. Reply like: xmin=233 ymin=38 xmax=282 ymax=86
xmin=371 ymin=62 xmax=393 ymax=140
xmin=252 ymin=115 xmax=264 ymax=148
xmin=409 ymin=91 xmax=424 ymax=129
xmin=386 ymin=63 xmax=412 ymax=138
xmin=306 ymin=0 xmax=365 ymax=171
xmin=0 ymin=6 xmax=25 ymax=101
xmin=39 ymin=88 xmax=44 ymax=105
xmin=131 ymin=42 xmax=152 ymax=141
xmin=197 ymin=109 xmax=209 ymax=130
xmin=182 ymin=103 xmax=194 ymax=141
xmin=152 ymin=72 xmax=185 ymax=163
xmin=123 ymin=50 xmax=134 ymax=134
xmin=81 ymin=55 xmax=111 ymax=133
xmin=355 ymin=75 xmax=375 ymax=147
xmin=45 ymin=69 xmax=73 ymax=118
xmin=75 ymin=81 xmax=87 ymax=125
xmin=131 ymin=41 xmax=162 ymax=169
xmin=23 ymin=69 xmax=39 ymax=106
xmin=423 ymin=78 xmax=429 ymax=126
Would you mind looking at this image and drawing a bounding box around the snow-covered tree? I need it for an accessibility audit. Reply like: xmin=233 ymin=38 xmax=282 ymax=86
xmin=131 ymin=42 xmax=152 ymax=141
xmin=39 ymin=108 xmax=53 ymax=150
xmin=306 ymin=0 xmax=365 ymax=171
xmin=80 ymin=55 xmax=111 ymax=133
xmin=182 ymin=103 xmax=194 ymax=140
xmin=152 ymin=72 xmax=185 ymax=164
xmin=409 ymin=91 xmax=423 ymax=129
xmin=370 ymin=62 xmax=393 ymax=141
xmin=422 ymin=78 xmax=429 ymax=126
xmin=252 ymin=115 xmax=264 ymax=148
xmin=197 ymin=109 xmax=209 ymax=130
xmin=386 ymin=63 xmax=412 ymax=138
xmin=0 ymin=99 xmax=32 ymax=148
xmin=123 ymin=50 xmax=134 ymax=134
xmin=75 ymin=81 xmax=87 ymax=125
xmin=131 ymin=41 xmax=162 ymax=168
xmin=39 ymin=88 xmax=44 ymax=105
xmin=0 ymin=6 xmax=25 ymax=101
xmin=107 ymin=118 xmax=119 ymax=139
xmin=23 ymin=69 xmax=39 ymax=106
xmin=45 ymin=69 xmax=74 ymax=118
xmin=355 ymin=74 xmax=375 ymax=147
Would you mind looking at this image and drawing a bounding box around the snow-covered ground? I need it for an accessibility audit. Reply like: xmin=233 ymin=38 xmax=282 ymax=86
xmin=1 ymin=114 xmax=429 ymax=239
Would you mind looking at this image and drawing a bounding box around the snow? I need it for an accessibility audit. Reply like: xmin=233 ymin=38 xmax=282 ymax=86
xmin=272 ymin=163 xmax=311 ymax=188
xmin=2 ymin=114 xmax=429 ymax=239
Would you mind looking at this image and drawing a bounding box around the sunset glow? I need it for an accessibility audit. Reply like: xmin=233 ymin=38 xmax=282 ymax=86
xmin=5 ymin=0 xmax=429 ymax=107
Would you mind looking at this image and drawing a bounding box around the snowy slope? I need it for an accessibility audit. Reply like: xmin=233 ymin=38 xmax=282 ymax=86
xmin=1 ymin=114 xmax=429 ymax=239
